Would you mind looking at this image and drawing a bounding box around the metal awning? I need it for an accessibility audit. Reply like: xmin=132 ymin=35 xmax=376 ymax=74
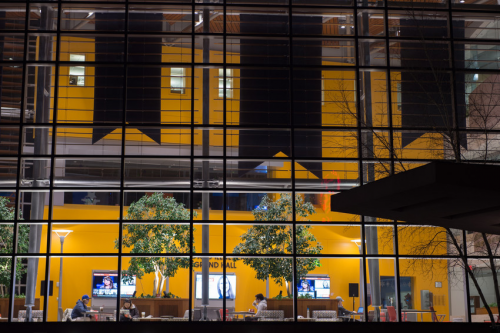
xmin=330 ymin=162 xmax=500 ymax=234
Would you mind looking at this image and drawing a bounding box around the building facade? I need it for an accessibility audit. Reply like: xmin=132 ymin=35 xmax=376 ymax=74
xmin=0 ymin=0 xmax=499 ymax=329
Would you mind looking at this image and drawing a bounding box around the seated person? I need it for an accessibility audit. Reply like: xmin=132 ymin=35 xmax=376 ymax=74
xmin=245 ymin=293 xmax=267 ymax=321
xmin=71 ymin=295 xmax=93 ymax=320
xmin=336 ymin=296 xmax=354 ymax=321
xmin=120 ymin=298 xmax=140 ymax=321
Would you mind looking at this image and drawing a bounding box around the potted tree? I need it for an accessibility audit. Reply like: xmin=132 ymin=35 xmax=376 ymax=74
xmin=117 ymin=193 xmax=196 ymax=297
xmin=233 ymin=193 xmax=322 ymax=296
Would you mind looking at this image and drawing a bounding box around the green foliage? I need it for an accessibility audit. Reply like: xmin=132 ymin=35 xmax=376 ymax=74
xmin=273 ymin=293 xmax=293 ymax=300
xmin=0 ymin=197 xmax=27 ymax=293
xmin=138 ymin=293 xmax=156 ymax=299
xmin=233 ymin=194 xmax=322 ymax=295
xmin=298 ymin=293 xmax=313 ymax=299
xmin=116 ymin=193 xmax=196 ymax=294
xmin=163 ymin=292 xmax=180 ymax=299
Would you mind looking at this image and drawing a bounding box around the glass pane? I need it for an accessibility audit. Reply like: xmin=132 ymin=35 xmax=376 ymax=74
xmin=47 ymin=257 xmax=117 ymax=321
xmin=387 ymin=11 xmax=448 ymax=38
xmin=56 ymin=127 xmax=122 ymax=155
xmin=366 ymin=258 xmax=397 ymax=321
xmin=54 ymin=158 xmax=120 ymax=188
xmin=294 ymin=161 xmax=359 ymax=191
xmin=0 ymin=257 xmax=12 ymax=313
xmin=29 ymin=4 xmax=58 ymax=31
xmin=61 ymin=4 xmax=126 ymax=32
xmin=293 ymin=9 xmax=355 ymax=36
xmin=22 ymin=127 xmax=51 ymax=155
xmin=19 ymin=191 xmax=49 ymax=221
xmin=293 ymin=39 xmax=355 ymax=66
xmin=60 ymin=35 xmax=125 ymax=63
xmin=359 ymin=39 xmax=386 ymax=66
xmin=294 ymin=129 xmax=358 ymax=158
xmin=123 ymin=192 xmax=192 ymax=220
xmin=399 ymin=258 xmax=466 ymax=322
xmin=52 ymin=191 xmax=121 ymax=220
xmin=358 ymin=10 xmax=385 ymax=36
xmin=226 ymin=129 xmax=291 ymax=157
xmin=12 ymin=256 xmax=46 ymax=322
xmin=194 ymin=223 xmax=223 ymax=253
xmin=51 ymin=223 xmax=118 ymax=254
xmin=0 ymin=158 xmax=17 ymax=187
xmin=129 ymin=6 xmax=192 ymax=33
xmin=120 ymin=256 xmax=189 ymax=313
xmin=193 ymin=192 xmax=224 ymax=221
xmin=298 ymin=224 xmax=362 ymax=255
xmin=124 ymin=158 xmax=190 ymax=188
xmin=125 ymin=128 xmax=191 ymax=156
xmin=226 ymin=8 xmax=289 ymax=35
xmin=130 ymin=35 xmax=192 ymax=63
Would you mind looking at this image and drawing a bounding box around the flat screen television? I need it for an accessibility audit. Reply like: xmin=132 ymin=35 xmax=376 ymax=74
xmin=91 ymin=271 xmax=136 ymax=298
xmin=297 ymin=277 xmax=330 ymax=299
xmin=195 ymin=273 xmax=236 ymax=300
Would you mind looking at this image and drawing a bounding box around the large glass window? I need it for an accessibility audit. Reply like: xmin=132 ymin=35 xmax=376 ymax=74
xmin=2 ymin=0 xmax=497 ymax=327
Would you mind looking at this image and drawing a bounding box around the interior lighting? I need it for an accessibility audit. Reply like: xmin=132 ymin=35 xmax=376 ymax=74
xmin=53 ymin=229 xmax=73 ymax=238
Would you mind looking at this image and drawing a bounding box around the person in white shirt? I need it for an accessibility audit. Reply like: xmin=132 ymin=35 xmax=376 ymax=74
xmin=246 ymin=293 xmax=268 ymax=321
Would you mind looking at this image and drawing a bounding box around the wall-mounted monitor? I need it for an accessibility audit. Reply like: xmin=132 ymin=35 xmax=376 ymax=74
xmin=297 ymin=276 xmax=330 ymax=299
xmin=91 ymin=271 xmax=136 ymax=298
xmin=195 ymin=273 xmax=236 ymax=300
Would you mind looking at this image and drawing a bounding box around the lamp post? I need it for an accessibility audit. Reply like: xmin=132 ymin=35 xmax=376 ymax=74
xmin=53 ymin=230 xmax=72 ymax=321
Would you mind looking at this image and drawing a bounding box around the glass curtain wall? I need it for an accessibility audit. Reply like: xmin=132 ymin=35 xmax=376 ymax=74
xmin=0 ymin=0 xmax=499 ymax=325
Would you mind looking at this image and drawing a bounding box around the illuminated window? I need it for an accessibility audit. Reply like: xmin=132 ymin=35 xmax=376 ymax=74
xmin=171 ymin=68 xmax=185 ymax=94
xmin=219 ymin=68 xmax=233 ymax=98
xmin=69 ymin=54 xmax=85 ymax=86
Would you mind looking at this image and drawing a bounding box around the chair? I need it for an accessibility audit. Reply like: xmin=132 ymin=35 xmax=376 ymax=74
xmin=430 ymin=306 xmax=446 ymax=322
xmin=219 ymin=309 xmax=231 ymax=321
xmin=386 ymin=306 xmax=397 ymax=322
xmin=258 ymin=310 xmax=284 ymax=321
xmin=62 ymin=308 xmax=74 ymax=322
xmin=17 ymin=310 xmax=43 ymax=322
xmin=312 ymin=310 xmax=337 ymax=321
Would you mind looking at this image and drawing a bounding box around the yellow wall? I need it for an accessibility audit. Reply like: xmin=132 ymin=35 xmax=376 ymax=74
xmin=31 ymin=205 xmax=450 ymax=321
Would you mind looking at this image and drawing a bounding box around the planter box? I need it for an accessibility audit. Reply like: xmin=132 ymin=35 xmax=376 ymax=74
xmin=121 ymin=298 xmax=189 ymax=318
xmin=0 ymin=298 xmax=40 ymax=318
xmin=476 ymin=307 xmax=498 ymax=315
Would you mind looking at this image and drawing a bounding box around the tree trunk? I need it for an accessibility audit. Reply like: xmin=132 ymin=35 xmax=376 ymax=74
xmin=482 ymin=233 xmax=500 ymax=320
xmin=153 ymin=270 xmax=159 ymax=296
xmin=159 ymin=275 xmax=166 ymax=296
xmin=447 ymin=229 xmax=496 ymax=325
xmin=285 ymin=281 xmax=292 ymax=296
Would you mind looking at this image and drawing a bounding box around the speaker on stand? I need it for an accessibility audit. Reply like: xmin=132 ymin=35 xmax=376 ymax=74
xmin=349 ymin=283 xmax=359 ymax=311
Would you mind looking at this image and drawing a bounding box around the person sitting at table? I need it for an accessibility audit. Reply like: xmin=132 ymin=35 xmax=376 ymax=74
xmin=336 ymin=296 xmax=355 ymax=322
xmin=245 ymin=293 xmax=267 ymax=321
xmin=71 ymin=295 xmax=93 ymax=320
xmin=120 ymin=298 xmax=140 ymax=321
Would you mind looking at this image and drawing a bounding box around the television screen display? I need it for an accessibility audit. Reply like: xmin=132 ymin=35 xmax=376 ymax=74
xmin=92 ymin=272 xmax=136 ymax=298
xmin=195 ymin=274 xmax=236 ymax=299
xmin=297 ymin=277 xmax=330 ymax=299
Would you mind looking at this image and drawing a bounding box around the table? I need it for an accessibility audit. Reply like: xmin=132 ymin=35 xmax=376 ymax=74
xmin=348 ymin=313 xmax=364 ymax=321
xmin=228 ymin=311 xmax=255 ymax=320
xmin=401 ymin=309 xmax=436 ymax=322
xmin=96 ymin=312 xmax=115 ymax=322
xmin=298 ymin=318 xmax=317 ymax=322
xmin=132 ymin=317 xmax=162 ymax=322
